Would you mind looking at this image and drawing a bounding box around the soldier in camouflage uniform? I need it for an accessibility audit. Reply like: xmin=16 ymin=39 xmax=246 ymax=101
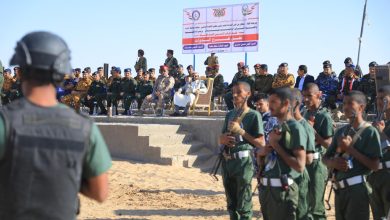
xmin=207 ymin=65 xmax=224 ymax=101
xmin=84 ymin=72 xmax=107 ymax=115
xmin=173 ymin=64 xmax=186 ymax=91
xmin=120 ymin=68 xmax=138 ymax=115
xmin=359 ymin=61 xmax=378 ymax=113
xmin=139 ymin=65 xmax=174 ymax=116
xmin=1 ymin=69 xmax=14 ymax=105
xmin=134 ymin=68 xmax=144 ymax=84
xmin=135 ymin=72 xmax=153 ymax=110
xmin=272 ymin=62 xmax=295 ymax=89
xmin=204 ymin=53 xmax=219 ymax=73
xmin=134 ymin=49 xmax=147 ymax=73
xmin=106 ymin=67 xmax=122 ymax=115
xmin=224 ymin=65 xmax=255 ymax=110
xmin=97 ymin=67 xmax=108 ymax=86
xmin=10 ymin=67 xmax=23 ymax=101
xmin=253 ymin=63 xmax=273 ymax=95
xmin=61 ymin=70 xmax=92 ymax=111
xmin=164 ymin=49 xmax=178 ymax=77
xmin=148 ymin=68 xmax=156 ymax=83
xmin=315 ymin=61 xmax=339 ymax=109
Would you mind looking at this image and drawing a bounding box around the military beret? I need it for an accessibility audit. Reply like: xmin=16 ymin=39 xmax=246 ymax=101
xmin=369 ymin=61 xmax=377 ymax=67
xmin=4 ymin=68 xmax=11 ymax=73
xmin=254 ymin=63 xmax=261 ymax=68
xmin=279 ymin=62 xmax=288 ymax=67
xmin=260 ymin=64 xmax=268 ymax=70
xmin=167 ymin=49 xmax=174 ymax=55
xmin=160 ymin=65 xmax=169 ymax=70
xmin=114 ymin=67 xmax=121 ymax=73
xmin=124 ymin=68 xmax=132 ymax=72
xmin=344 ymin=57 xmax=353 ymax=64
xmin=186 ymin=65 xmax=193 ymax=70
xmin=237 ymin=62 xmax=245 ymax=67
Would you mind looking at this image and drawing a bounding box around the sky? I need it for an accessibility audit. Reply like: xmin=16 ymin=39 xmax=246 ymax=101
xmin=1 ymin=0 xmax=390 ymax=82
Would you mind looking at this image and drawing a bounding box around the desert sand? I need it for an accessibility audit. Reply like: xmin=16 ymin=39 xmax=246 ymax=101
xmin=78 ymin=160 xmax=337 ymax=220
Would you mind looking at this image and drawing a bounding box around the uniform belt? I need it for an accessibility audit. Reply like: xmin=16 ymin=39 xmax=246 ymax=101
xmin=332 ymin=175 xmax=366 ymax=190
xmin=313 ymin=152 xmax=320 ymax=160
xmin=378 ymin=161 xmax=390 ymax=170
xmin=260 ymin=177 xmax=294 ymax=187
xmin=230 ymin=150 xmax=250 ymax=159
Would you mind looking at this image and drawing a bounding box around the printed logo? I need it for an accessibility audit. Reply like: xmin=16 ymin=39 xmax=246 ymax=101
xmin=242 ymin=4 xmax=256 ymax=16
xmin=185 ymin=10 xmax=200 ymax=21
xmin=212 ymin=8 xmax=226 ymax=17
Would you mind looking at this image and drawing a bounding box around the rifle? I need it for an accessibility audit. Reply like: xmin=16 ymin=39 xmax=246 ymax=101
xmin=325 ymin=111 xmax=356 ymax=210
xmin=210 ymin=96 xmax=249 ymax=181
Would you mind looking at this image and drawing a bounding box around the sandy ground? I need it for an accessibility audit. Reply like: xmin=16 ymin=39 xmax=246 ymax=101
xmin=78 ymin=160 xmax=338 ymax=220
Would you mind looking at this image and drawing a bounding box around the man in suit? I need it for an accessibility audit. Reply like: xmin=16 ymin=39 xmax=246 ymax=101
xmin=295 ymin=65 xmax=314 ymax=91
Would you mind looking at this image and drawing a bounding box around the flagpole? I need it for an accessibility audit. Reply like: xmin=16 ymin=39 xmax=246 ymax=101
xmin=356 ymin=0 xmax=368 ymax=74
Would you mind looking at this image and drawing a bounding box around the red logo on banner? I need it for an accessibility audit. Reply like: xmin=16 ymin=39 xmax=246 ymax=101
xmin=212 ymin=8 xmax=226 ymax=17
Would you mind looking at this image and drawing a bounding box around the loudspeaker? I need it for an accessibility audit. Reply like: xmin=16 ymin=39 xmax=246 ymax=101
xmin=104 ymin=63 xmax=109 ymax=79
xmin=375 ymin=65 xmax=390 ymax=93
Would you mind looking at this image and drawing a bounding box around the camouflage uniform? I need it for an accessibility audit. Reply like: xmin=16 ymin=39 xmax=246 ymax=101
xmin=136 ymin=80 xmax=153 ymax=109
xmin=134 ymin=57 xmax=147 ymax=73
xmin=173 ymin=72 xmax=186 ymax=91
xmin=272 ymin=73 xmax=295 ymax=89
xmin=61 ymin=77 xmax=92 ymax=111
xmin=164 ymin=57 xmax=179 ymax=76
xmin=107 ymin=77 xmax=122 ymax=113
xmin=315 ymin=72 xmax=339 ymax=109
xmin=9 ymin=78 xmax=23 ymax=101
xmin=140 ymin=75 xmax=174 ymax=111
xmin=84 ymin=79 xmax=107 ymax=115
xmin=1 ymin=77 xmax=14 ymax=105
xmin=208 ymin=73 xmax=224 ymax=100
xmin=359 ymin=73 xmax=376 ymax=113
xmin=120 ymin=77 xmax=138 ymax=112
xmin=253 ymin=73 xmax=273 ymax=95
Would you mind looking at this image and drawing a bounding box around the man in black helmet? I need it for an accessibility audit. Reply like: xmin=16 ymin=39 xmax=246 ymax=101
xmin=0 ymin=31 xmax=112 ymax=220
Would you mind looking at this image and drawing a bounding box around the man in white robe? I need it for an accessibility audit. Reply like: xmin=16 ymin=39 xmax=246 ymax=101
xmin=171 ymin=73 xmax=207 ymax=116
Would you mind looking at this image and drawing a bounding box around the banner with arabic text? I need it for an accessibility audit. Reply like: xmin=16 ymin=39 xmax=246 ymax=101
xmin=182 ymin=3 xmax=259 ymax=54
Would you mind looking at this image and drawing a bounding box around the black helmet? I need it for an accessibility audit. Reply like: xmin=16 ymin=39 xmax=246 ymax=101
xmin=10 ymin=31 xmax=71 ymax=76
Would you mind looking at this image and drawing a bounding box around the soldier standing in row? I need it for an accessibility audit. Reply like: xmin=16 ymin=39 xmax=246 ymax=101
xmin=272 ymin=62 xmax=295 ymax=89
xmin=219 ymin=81 xmax=265 ymax=220
xmin=359 ymin=61 xmax=378 ymax=113
xmin=258 ymin=87 xmax=307 ymax=219
xmin=292 ymin=88 xmax=316 ymax=220
xmin=253 ymin=63 xmax=273 ymax=95
xmin=164 ymin=49 xmax=178 ymax=76
xmin=120 ymin=68 xmax=138 ymax=115
xmin=323 ymin=90 xmax=382 ymax=220
xmin=370 ymin=85 xmax=390 ymax=220
xmin=134 ymin=49 xmax=147 ymax=73
xmin=85 ymin=72 xmax=107 ymax=115
xmin=303 ymin=83 xmax=334 ymax=220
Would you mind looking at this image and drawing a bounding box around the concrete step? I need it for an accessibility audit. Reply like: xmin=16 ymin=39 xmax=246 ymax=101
xmin=146 ymin=133 xmax=194 ymax=146
xmin=137 ymin=124 xmax=182 ymax=135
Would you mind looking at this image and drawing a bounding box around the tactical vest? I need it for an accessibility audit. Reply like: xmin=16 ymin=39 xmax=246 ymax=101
xmin=0 ymin=98 xmax=92 ymax=220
